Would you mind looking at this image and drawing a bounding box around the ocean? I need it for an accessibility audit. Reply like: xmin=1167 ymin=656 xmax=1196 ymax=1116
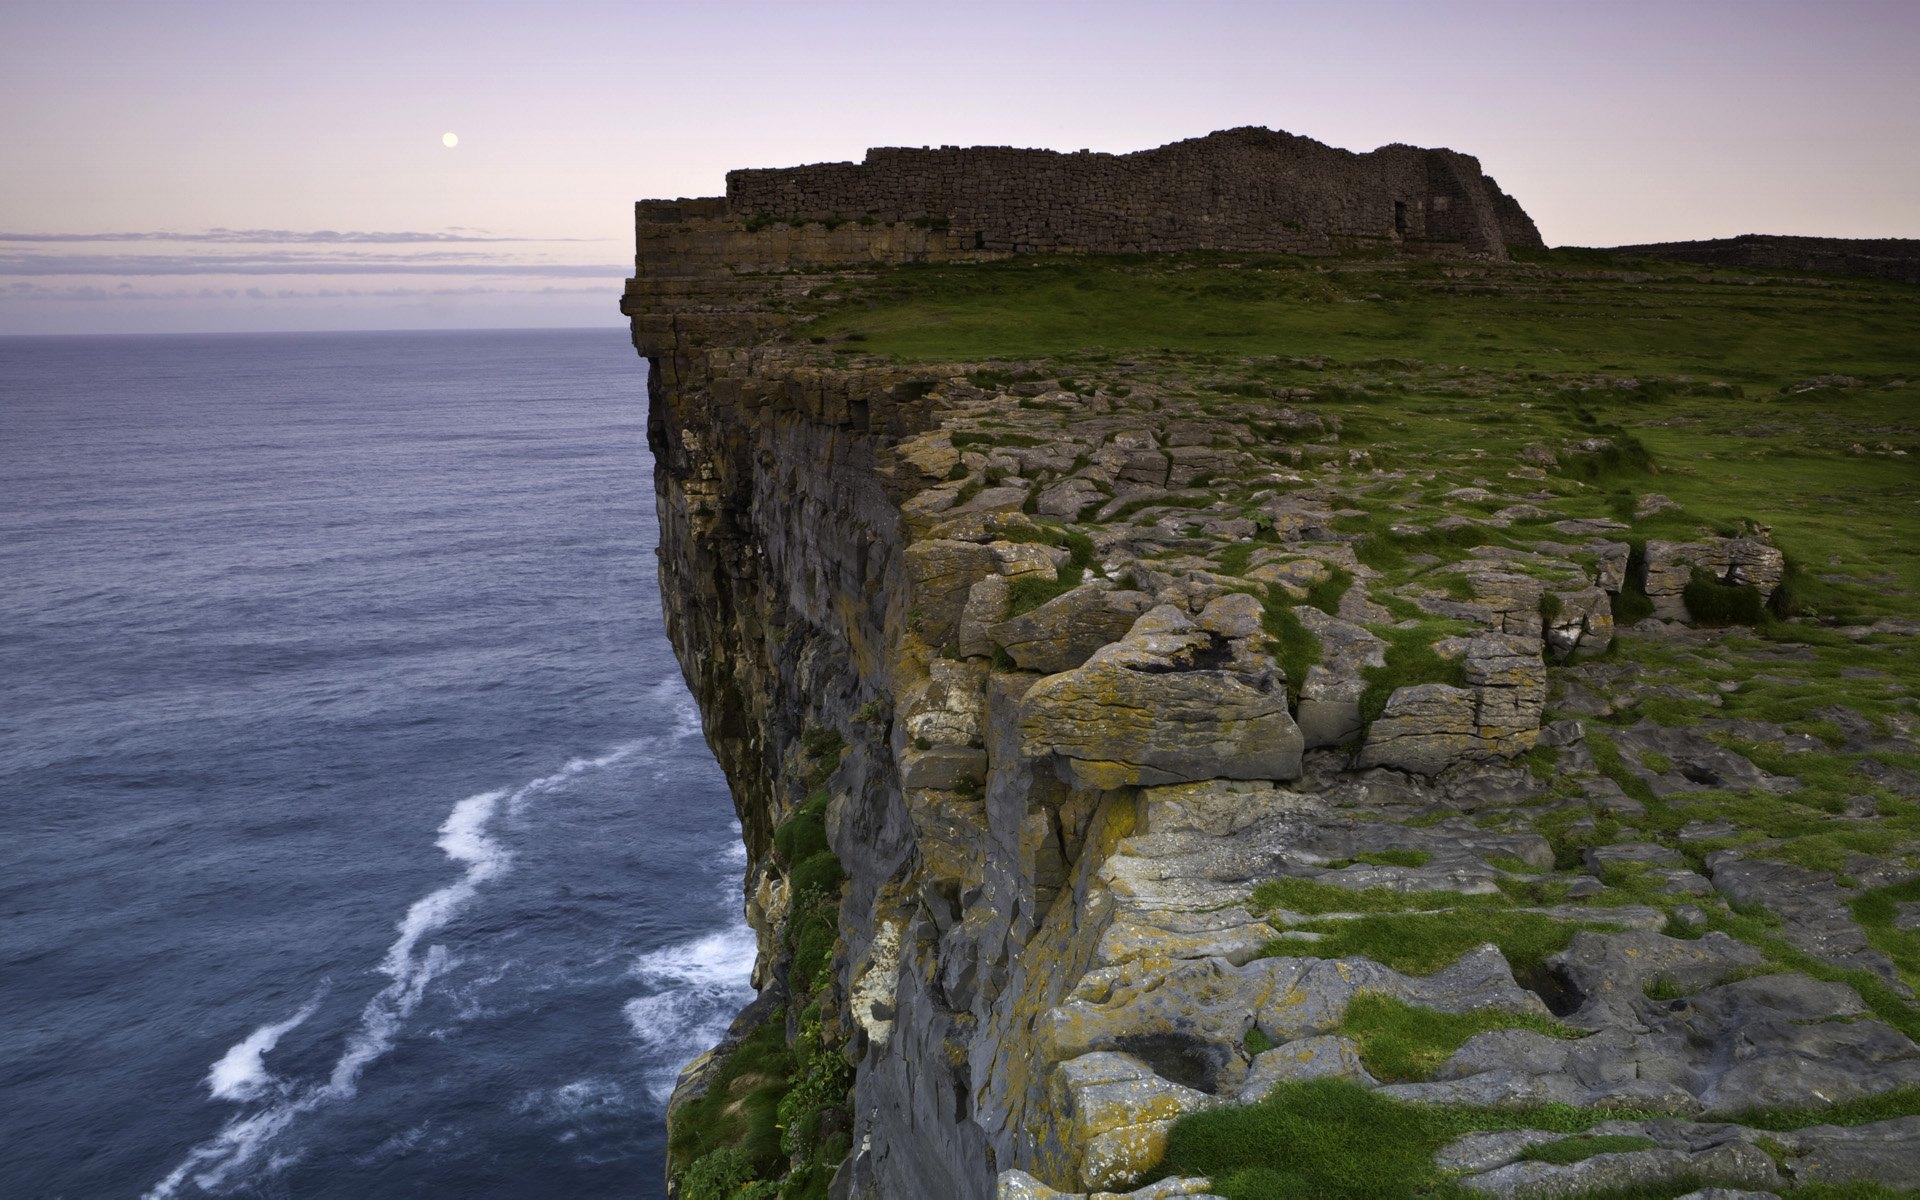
xmin=0 ymin=329 xmax=749 ymax=1198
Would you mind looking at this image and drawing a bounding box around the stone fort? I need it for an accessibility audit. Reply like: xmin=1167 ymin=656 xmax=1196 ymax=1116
xmin=623 ymin=126 xmax=1543 ymax=354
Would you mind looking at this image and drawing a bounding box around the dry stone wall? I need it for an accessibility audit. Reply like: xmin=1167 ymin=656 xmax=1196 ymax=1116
xmin=621 ymin=127 xmax=1544 ymax=357
xmin=722 ymin=127 xmax=1541 ymax=256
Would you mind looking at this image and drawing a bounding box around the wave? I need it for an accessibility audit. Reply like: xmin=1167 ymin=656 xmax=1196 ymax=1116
xmin=205 ymin=992 xmax=325 ymax=1102
xmin=145 ymin=743 xmax=646 ymax=1199
xmin=623 ymin=921 xmax=758 ymax=1103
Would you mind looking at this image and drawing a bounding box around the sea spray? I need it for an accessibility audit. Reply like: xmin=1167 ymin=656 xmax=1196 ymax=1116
xmin=623 ymin=922 xmax=758 ymax=1103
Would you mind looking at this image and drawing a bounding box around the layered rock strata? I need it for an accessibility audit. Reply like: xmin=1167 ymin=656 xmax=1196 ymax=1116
xmin=628 ymin=135 xmax=1920 ymax=1200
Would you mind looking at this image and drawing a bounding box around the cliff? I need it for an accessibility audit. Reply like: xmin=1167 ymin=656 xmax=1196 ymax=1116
xmin=626 ymin=131 xmax=1920 ymax=1200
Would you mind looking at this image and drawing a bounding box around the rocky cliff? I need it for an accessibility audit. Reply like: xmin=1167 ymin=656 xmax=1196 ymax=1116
xmin=626 ymin=132 xmax=1920 ymax=1200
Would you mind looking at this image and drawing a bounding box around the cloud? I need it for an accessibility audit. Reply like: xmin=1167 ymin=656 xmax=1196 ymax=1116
xmin=0 ymin=250 xmax=626 ymax=277
xmin=4 ymin=280 xmax=613 ymax=302
xmin=0 ymin=228 xmax=601 ymax=244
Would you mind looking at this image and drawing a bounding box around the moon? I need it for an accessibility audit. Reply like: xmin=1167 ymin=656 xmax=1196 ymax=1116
xmin=442 ymin=131 xmax=459 ymax=149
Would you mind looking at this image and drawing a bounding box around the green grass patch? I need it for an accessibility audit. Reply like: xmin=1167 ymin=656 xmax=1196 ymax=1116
xmin=1251 ymin=877 xmax=1504 ymax=917
xmin=675 ymin=790 xmax=854 ymax=1199
xmin=1359 ymin=620 xmax=1475 ymax=724
xmin=1339 ymin=993 xmax=1581 ymax=1083
xmin=1265 ymin=909 xmax=1586 ymax=980
xmin=1349 ymin=849 xmax=1434 ymax=869
xmin=1151 ymin=1078 xmax=1674 ymax=1199
xmin=1683 ymin=569 xmax=1769 ymax=626
xmin=1261 ymin=587 xmax=1322 ymax=703
xmin=1153 ymin=1076 xmax=1920 ymax=1199
xmin=1852 ymin=876 xmax=1920 ymax=993
xmin=1518 ymin=1133 xmax=1659 ymax=1165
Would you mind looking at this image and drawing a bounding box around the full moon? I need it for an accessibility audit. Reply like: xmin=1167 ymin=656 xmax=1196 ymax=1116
xmin=441 ymin=131 xmax=458 ymax=149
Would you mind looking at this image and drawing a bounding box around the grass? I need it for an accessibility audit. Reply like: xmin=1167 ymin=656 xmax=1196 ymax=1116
xmin=1250 ymin=877 xmax=1505 ymax=917
xmin=1151 ymin=1079 xmax=1677 ymax=1199
xmin=1152 ymin=1078 xmax=1920 ymax=1200
xmin=1348 ymin=849 xmax=1434 ymax=869
xmin=1339 ymin=993 xmax=1582 ymax=1083
xmin=1250 ymin=878 xmax=1593 ymax=978
xmin=1518 ymin=1134 xmax=1659 ymax=1165
xmin=1001 ymin=523 xmax=1100 ymax=617
xmin=1261 ymin=586 xmax=1321 ymax=702
xmin=1359 ymin=619 xmax=1475 ymax=724
xmin=804 ymin=254 xmax=1920 ymax=623
xmin=1683 ymin=569 xmax=1769 ymax=626
xmin=1852 ymin=877 xmax=1920 ymax=993
xmin=1266 ymin=910 xmax=1586 ymax=980
xmin=803 ymin=253 xmax=1920 ymax=384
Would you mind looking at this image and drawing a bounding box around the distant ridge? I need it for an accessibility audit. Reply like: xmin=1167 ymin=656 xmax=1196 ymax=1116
xmin=1599 ymin=233 xmax=1920 ymax=285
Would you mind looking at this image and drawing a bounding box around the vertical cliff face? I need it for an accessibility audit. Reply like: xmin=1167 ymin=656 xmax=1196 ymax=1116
xmin=630 ymin=132 xmax=1920 ymax=1200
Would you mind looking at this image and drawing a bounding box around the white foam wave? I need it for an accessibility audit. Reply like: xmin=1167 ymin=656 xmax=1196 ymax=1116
xmin=206 ymin=993 xmax=324 ymax=1103
xmin=623 ymin=921 xmax=758 ymax=1102
xmin=642 ymin=676 xmax=703 ymax=742
xmin=145 ymin=745 xmax=638 ymax=1199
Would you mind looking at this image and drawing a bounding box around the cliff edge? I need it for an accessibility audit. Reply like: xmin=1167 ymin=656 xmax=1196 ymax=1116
xmin=626 ymin=131 xmax=1920 ymax=1200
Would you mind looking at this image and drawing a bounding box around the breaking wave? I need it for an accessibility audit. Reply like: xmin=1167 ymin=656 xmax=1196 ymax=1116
xmin=205 ymin=992 xmax=325 ymax=1103
xmin=145 ymin=743 xmax=645 ymax=1199
xmin=623 ymin=921 xmax=758 ymax=1103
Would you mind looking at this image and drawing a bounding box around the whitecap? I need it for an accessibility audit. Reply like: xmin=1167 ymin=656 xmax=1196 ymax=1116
xmin=512 ymin=1078 xmax=629 ymax=1123
xmin=641 ymin=675 xmax=703 ymax=741
xmin=623 ymin=921 xmax=758 ymax=1102
xmin=205 ymin=992 xmax=325 ymax=1103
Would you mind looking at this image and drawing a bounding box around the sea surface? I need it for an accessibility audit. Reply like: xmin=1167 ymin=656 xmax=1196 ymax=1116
xmin=0 ymin=329 xmax=751 ymax=1198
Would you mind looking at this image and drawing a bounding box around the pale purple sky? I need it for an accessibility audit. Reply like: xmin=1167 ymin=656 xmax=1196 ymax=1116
xmin=3 ymin=0 xmax=1915 ymax=334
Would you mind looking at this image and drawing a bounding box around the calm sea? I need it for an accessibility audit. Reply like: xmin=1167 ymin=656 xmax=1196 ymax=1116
xmin=0 ymin=329 xmax=749 ymax=1198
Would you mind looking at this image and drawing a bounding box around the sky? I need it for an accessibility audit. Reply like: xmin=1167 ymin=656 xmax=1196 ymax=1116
xmin=2 ymin=0 xmax=1916 ymax=335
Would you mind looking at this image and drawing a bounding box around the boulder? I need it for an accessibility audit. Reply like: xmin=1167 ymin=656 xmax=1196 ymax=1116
xmin=907 ymin=539 xmax=1001 ymax=646
xmin=990 ymin=584 xmax=1153 ymax=674
xmin=1544 ymin=585 xmax=1614 ymax=658
xmin=1294 ymin=609 xmax=1387 ymax=748
xmin=1050 ymin=1051 xmax=1215 ymax=1191
xmin=957 ymin=575 xmax=1012 ymax=659
xmin=1356 ymin=634 xmax=1545 ymax=776
xmin=1643 ymin=538 xmax=1786 ymax=621
xmin=1237 ymin=1035 xmax=1377 ymax=1100
xmin=1019 ymin=605 xmax=1303 ymax=789
xmin=1036 ymin=476 xmax=1105 ymax=520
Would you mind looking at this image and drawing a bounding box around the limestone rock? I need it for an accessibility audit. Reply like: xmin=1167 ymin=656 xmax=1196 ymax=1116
xmin=1356 ymin=633 xmax=1545 ymax=775
xmin=908 ymin=538 xmax=1001 ymax=646
xmin=1051 ymin=1051 xmax=1216 ymax=1191
xmin=1019 ymin=605 xmax=1303 ymax=789
xmin=958 ymin=575 xmax=1012 ymax=658
xmin=991 ymin=584 xmax=1153 ymax=674
xmin=1294 ymin=608 xmax=1387 ymax=749
xmin=1458 ymin=1142 xmax=1779 ymax=1198
xmin=1237 ymin=1034 xmax=1377 ymax=1100
xmin=1774 ymin=1116 xmax=1920 ymax=1188
xmin=1036 ymin=476 xmax=1105 ymax=520
xmin=1643 ymin=538 xmax=1786 ymax=621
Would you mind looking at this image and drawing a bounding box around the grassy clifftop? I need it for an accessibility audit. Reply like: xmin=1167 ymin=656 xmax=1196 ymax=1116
xmin=801 ymin=252 xmax=1919 ymax=622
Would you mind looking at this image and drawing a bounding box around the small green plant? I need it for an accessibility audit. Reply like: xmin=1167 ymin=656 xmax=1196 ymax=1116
xmin=1612 ymin=542 xmax=1656 ymax=625
xmin=1683 ymin=568 xmax=1768 ymax=626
